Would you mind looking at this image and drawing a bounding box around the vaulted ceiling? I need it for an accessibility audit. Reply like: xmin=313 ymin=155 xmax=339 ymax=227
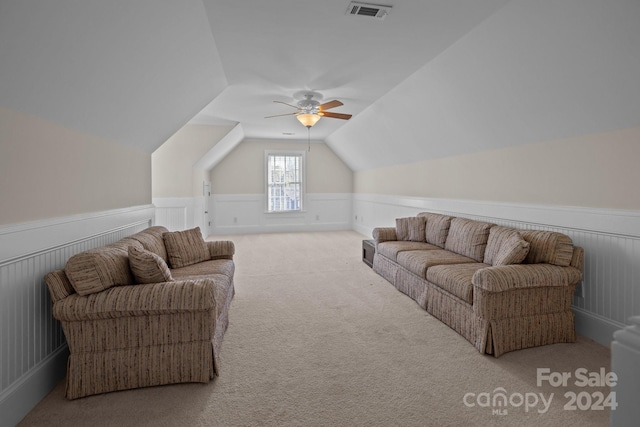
xmin=1 ymin=0 xmax=639 ymax=172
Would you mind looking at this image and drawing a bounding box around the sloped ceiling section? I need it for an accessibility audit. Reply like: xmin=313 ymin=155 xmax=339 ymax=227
xmin=0 ymin=0 xmax=228 ymax=152
xmin=327 ymin=0 xmax=640 ymax=171
xmin=193 ymin=123 xmax=245 ymax=171
xmin=196 ymin=0 xmax=510 ymax=141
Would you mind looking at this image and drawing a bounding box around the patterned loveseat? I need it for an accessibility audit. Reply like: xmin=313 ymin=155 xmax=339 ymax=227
xmin=372 ymin=212 xmax=583 ymax=357
xmin=45 ymin=226 xmax=235 ymax=399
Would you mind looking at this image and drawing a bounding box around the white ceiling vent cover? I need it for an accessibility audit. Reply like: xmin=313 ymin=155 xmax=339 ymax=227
xmin=346 ymin=2 xmax=392 ymax=20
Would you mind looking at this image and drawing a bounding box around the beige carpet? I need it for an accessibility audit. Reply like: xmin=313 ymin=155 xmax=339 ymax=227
xmin=19 ymin=231 xmax=611 ymax=427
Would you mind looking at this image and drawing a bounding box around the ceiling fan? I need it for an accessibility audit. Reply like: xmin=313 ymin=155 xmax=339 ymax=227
xmin=265 ymin=92 xmax=352 ymax=127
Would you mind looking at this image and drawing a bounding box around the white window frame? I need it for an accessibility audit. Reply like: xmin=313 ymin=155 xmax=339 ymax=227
xmin=265 ymin=150 xmax=306 ymax=213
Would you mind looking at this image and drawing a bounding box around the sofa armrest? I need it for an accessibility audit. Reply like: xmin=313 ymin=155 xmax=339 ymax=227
xmin=473 ymin=264 xmax=582 ymax=293
xmin=372 ymin=227 xmax=397 ymax=244
xmin=207 ymin=240 xmax=235 ymax=260
xmin=473 ymin=264 xmax=581 ymax=319
xmin=53 ymin=279 xmax=216 ymax=321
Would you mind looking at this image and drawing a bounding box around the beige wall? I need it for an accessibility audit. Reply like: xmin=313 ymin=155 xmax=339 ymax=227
xmin=354 ymin=127 xmax=640 ymax=210
xmin=152 ymin=124 xmax=234 ymax=198
xmin=210 ymin=139 xmax=353 ymax=194
xmin=0 ymin=107 xmax=151 ymax=226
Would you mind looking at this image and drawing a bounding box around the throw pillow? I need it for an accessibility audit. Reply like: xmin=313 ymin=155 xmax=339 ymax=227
xmin=65 ymin=246 xmax=135 ymax=296
xmin=163 ymin=227 xmax=210 ymax=269
xmin=492 ymin=233 xmax=530 ymax=266
xmin=485 ymin=226 xmax=522 ymax=265
xmin=128 ymin=246 xmax=173 ymax=284
xmin=418 ymin=212 xmax=453 ymax=248
xmin=444 ymin=218 xmax=493 ymax=262
xmin=395 ymin=217 xmax=426 ymax=242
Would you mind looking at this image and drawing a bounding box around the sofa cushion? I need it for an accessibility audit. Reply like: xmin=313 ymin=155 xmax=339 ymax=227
xmin=484 ymin=226 xmax=530 ymax=266
xmin=377 ymin=241 xmax=439 ymax=262
xmin=131 ymin=226 xmax=170 ymax=263
xmin=395 ymin=217 xmax=426 ymax=242
xmin=418 ymin=212 xmax=453 ymax=248
xmin=163 ymin=227 xmax=210 ymax=269
xmin=521 ymin=230 xmax=574 ymax=267
xmin=396 ymin=249 xmax=475 ymax=279
xmin=444 ymin=218 xmax=493 ymax=262
xmin=65 ymin=246 xmax=135 ymax=296
xmin=128 ymin=246 xmax=173 ymax=284
xmin=426 ymin=263 xmax=488 ymax=304
xmin=171 ymin=259 xmax=236 ymax=281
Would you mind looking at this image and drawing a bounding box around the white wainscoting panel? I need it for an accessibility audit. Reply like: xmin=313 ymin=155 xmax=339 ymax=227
xmin=153 ymin=197 xmax=206 ymax=233
xmin=0 ymin=205 xmax=154 ymax=426
xmin=353 ymin=193 xmax=640 ymax=347
xmin=211 ymin=193 xmax=352 ymax=235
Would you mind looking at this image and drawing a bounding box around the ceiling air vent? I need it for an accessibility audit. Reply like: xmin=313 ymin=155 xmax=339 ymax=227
xmin=346 ymin=2 xmax=392 ymax=20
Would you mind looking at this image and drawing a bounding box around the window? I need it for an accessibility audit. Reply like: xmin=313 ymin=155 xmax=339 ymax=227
xmin=266 ymin=151 xmax=305 ymax=212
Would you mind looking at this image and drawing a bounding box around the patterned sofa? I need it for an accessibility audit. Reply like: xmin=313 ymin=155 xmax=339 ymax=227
xmin=45 ymin=226 xmax=235 ymax=399
xmin=372 ymin=212 xmax=583 ymax=357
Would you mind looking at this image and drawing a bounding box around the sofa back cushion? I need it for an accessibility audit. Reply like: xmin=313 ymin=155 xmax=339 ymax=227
xmin=417 ymin=212 xmax=453 ymax=248
xmin=65 ymin=245 xmax=135 ymax=296
xmin=395 ymin=217 xmax=426 ymax=242
xmin=128 ymin=246 xmax=174 ymax=284
xmin=484 ymin=226 xmax=530 ymax=266
xmin=521 ymin=230 xmax=574 ymax=267
xmin=131 ymin=226 xmax=169 ymax=263
xmin=163 ymin=227 xmax=210 ymax=268
xmin=444 ymin=218 xmax=493 ymax=262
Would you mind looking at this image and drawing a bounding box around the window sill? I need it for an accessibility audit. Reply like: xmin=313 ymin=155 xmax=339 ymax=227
xmin=265 ymin=210 xmax=307 ymax=214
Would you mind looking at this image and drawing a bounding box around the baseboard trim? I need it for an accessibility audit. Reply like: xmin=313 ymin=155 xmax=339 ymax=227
xmin=0 ymin=345 xmax=68 ymax=427
xmin=573 ymin=307 xmax=624 ymax=348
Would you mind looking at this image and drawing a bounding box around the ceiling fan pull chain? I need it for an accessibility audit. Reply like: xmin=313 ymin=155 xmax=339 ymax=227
xmin=308 ymin=126 xmax=311 ymax=152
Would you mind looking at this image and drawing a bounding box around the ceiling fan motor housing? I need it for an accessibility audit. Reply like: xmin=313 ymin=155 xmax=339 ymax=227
xmin=297 ymin=94 xmax=320 ymax=114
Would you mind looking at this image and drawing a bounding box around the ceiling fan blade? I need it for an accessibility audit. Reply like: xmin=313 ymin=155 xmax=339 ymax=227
xmin=273 ymin=100 xmax=299 ymax=109
xmin=321 ymin=111 xmax=352 ymax=120
xmin=318 ymin=100 xmax=343 ymax=111
xmin=264 ymin=112 xmax=298 ymax=118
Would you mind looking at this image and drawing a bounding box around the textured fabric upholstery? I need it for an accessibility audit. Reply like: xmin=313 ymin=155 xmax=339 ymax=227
xmin=372 ymin=227 xmax=397 ymax=243
xmin=521 ymin=230 xmax=574 ymax=267
xmin=171 ymin=259 xmax=235 ymax=281
xmin=493 ymin=234 xmax=530 ymax=266
xmin=377 ymin=241 xmax=439 ymax=262
xmin=207 ymin=240 xmax=235 ymax=260
xmin=372 ymin=211 xmax=582 ymax=357
xmin=444 ymin=218 xmax=493 ymax=262
xmin=426 ymin=263 xmax=487 ymax=304
xmin=44 ymin=227 xmax=236 ymax=399
xmin=53 ymin=279 xmax=215 ymax=322
xmin=484 ymin=226 xmax=530 ymax=266
xmin=397 ymin=249 xmax=475 ymax=278
xmin=472 ymin=264 xmax=582 ymax=292
xmin=65 ymin=246 xmax=136 ymax=296
xmin=418 ymin=212 xmax=453 ymax=248
xmin=163 ymin=227 xmax=210 ymax=268
xmin=128 ymin=246 xmax=173 ymax=284
xmin=130 ymin=226 xmax=170 ymax=262
xmin=396 ymin=217 xmax=426 ymax=242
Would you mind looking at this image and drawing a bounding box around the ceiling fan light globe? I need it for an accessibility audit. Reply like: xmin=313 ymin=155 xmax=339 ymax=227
xmin=297 ymin=113 xmax=321 ymax=127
